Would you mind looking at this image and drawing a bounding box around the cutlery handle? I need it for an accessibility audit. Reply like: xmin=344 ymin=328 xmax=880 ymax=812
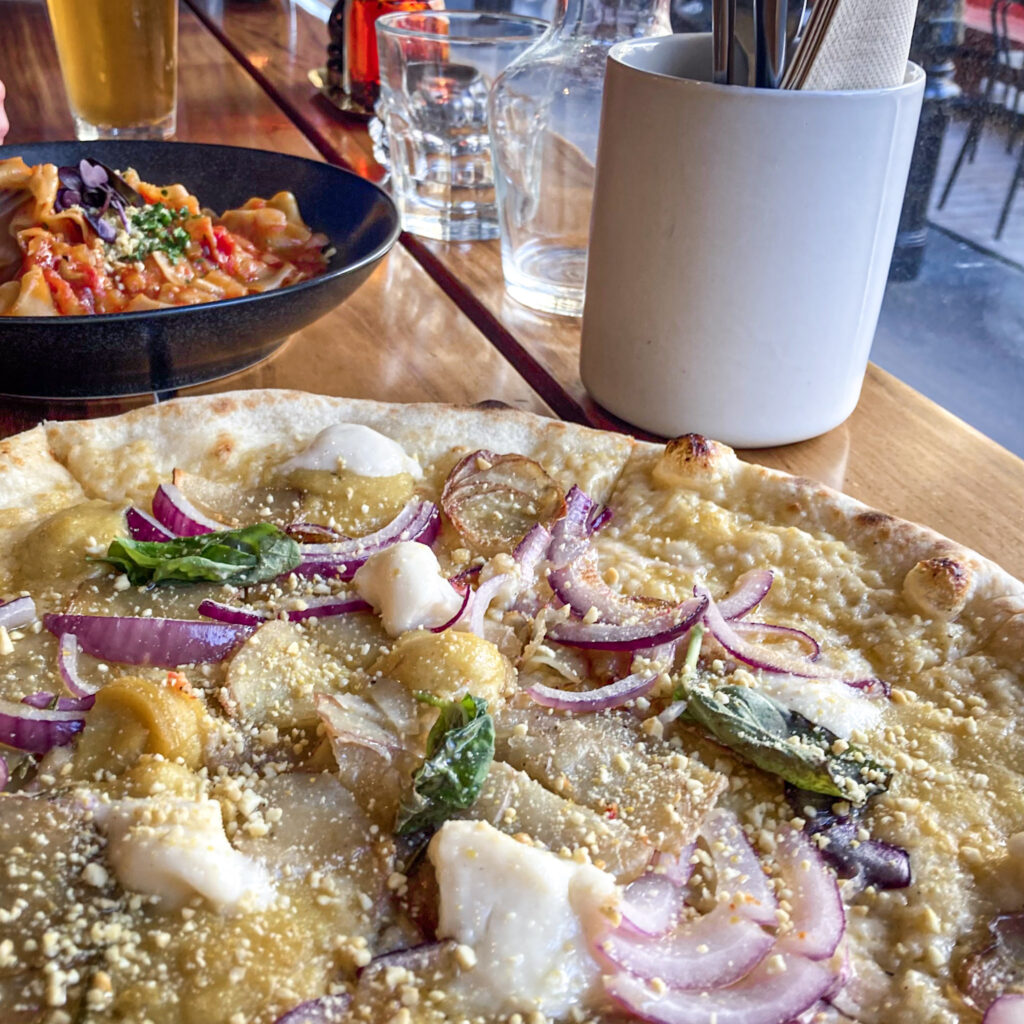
xmin=755 ymin=0 xmax=789 ymax=88
xmin=712 ymin=0 xmax=737 ymax=85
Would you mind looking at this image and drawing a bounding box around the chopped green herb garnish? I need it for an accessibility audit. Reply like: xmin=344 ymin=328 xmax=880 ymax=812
xmin=396 ymin=693 xmax=495 ymax=835
xmin=126 ymin=202 xmax=192 ymax=261
xmin=100 ymin=522 xmax=300 ymax=586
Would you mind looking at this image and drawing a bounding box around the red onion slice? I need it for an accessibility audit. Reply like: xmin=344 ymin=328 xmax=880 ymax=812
xmin=294 ymin=500 xmax=440 ymax=580
xmin=58 ymin=632 xmax=100 ymax=699
xmin=653 ymin=845 xmax=697 ymax=888
xmin=0 ymin=595 xmax=37 ymax=631
xmin=0 ymin=696 xmax=85 ymax=753
xmin=514 ymin=523 xmax=552 ymax=581
xmin=588 ymin=504 xmax=613 ymax=532
xmin=731 ymin=620 xmax=820 ymax=660
xmin=283 ymin=596 xmax=372 ymax=623
xmin=273 ymin=994 xmax=351 ymax=1024
xmin=599 ymin=901 xmax=775 ymax=990
xmin=548 ymin=485 xmax=595 ymax=567
xmin=126 ymin=506 xmax=176 ymax=541
xmin=152 ymin=482 xmax=229 ymax=537
xmin=701 ymin=586 xmax=887 ymax=696
xmin=0 ymin=755 xmax=7 ymax=791
xmin=22 ymin=691 xmax=95 ymax=712
xmin=432 ymin=584 xmax=472 ymax=633
xmin=606 ymin=951 xmax=833 ymax=1024
xmin=527 ymin=671 xmax=658 ymax=713
xmin=701 ymin=809 xmax=778 ymax=927
xmin=44 ymin=613 xmax=253 ymax=667
xmin=774 ymin=826 xmax=845 ymax=960
xmin=716 ymin=569 xmax=774 ymax=620
xmin=206 ymin=597 xmax=378 ymax=629
xmin=198 ymin=600 xmax=270 ymax=628
xmin=468 ymin=573 xmax=514 ymax=637
xmin=298 ymin=499 xmax=439 ymax=556
xmin=844 ymin=677 xmax=891 ymax=698
xmin=984 ymin=994 xmax=1024 ymax=1023
xmin=548 ymin=595 xmax=707 ymax=652
xmin=619 ymin=872 xmax=687 ymax=937
xmin=698 ymin=585 xmax=819 ymax=678
xmin=549 ymin=554 xmax=672 ymax=625
xmin=289 ymin=559 xmax=353 ymax=581
xmin=286 ymin=522 xmax=347 ymax=543
xmin=364 ymin=942 xmax=451 ymax=973
xmin=810 ymin=820 xmax=911 ymax=890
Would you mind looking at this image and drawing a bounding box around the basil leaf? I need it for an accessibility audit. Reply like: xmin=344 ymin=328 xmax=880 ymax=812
xmin=681 ymin=682 xmax=890 ymax=805
xmin=101 ymin=523 xmax=300 ymax=586
xmin=396 ymin=694 xmax=495 ymax=836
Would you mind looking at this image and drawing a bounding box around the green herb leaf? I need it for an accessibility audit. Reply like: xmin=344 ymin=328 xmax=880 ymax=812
xmin=396 ymin=694 xmax=495 ymax=835
xmin=101 ymin=523 xmax=300 ymax=586
xmin=681 ymin=682 xmax=890 ymax=804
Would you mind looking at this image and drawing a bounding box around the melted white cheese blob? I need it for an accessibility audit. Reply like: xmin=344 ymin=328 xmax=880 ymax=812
xmin=353 ymin=541 xmax=463 ymax=636
xmin=281 ymin=423 xmax=423 ymax=479
xmin=98 ymin=796 xmax=275 ymax=912
xmin=429 ymin=820 xmax=619 ymax=1019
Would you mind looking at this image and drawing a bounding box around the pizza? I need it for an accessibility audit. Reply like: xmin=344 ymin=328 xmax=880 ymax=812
xmin=1 ymin=389 xmax=1023 ymax=1024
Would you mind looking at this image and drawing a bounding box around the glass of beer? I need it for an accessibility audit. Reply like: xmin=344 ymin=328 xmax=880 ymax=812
xmin=46 ymin=0 xmax=179 ymax=140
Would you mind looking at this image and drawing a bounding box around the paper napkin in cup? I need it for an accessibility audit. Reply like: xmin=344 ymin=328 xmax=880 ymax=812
xmin=800 ymin=0 xmax=916 ymax=91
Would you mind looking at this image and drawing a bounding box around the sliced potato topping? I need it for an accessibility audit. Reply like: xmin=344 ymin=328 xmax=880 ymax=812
xmin=70 ymin=675 xmax=209 ymax=779
xmin=441 ymin=450 xmax=566 ymax=555
xmin=373 ymin=629 xmax=514 ymax=705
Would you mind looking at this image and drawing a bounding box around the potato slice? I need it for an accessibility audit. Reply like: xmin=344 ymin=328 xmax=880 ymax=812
xmin=224 ymin=619 xmax=348 ymax=728
xmin=493 ymin=703 xmax=726 ymax=854
xmin=464 ymin=760 xmax=650 ymax=882
xmin=71 ymin=675 xmax=209 ymax=778
xmin=441 ymin=450 xmax=566 ymax=555
xmin=234 ymin=773 xmax=392 ymax=918
xmin=372 ymin=629 xmax=514 ymax=705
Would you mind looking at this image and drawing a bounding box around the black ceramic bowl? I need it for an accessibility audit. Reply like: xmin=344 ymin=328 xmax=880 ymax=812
xmin=0 ymin=141 xmax=400 ymax=398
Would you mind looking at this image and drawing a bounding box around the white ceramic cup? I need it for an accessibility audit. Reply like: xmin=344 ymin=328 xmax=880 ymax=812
xmin=579 ymin=34 xmax=925 ymax=447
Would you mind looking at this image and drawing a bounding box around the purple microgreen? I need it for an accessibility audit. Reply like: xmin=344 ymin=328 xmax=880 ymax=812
xmin=57 ymin=165 xmax=83 ymax=191
xmin=53 ymin=158 xmax=145 ymax=245
xmin=78 ymin=159 xmax=108 ymax=189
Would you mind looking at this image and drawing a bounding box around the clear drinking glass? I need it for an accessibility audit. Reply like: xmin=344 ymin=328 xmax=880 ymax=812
xmin=46 ymin=0 xmax=179 ymax=141
xmin=375 ymin=11 xmax=547 ymax=241
xmin=488 ymin=0 xmax=671 ymax=315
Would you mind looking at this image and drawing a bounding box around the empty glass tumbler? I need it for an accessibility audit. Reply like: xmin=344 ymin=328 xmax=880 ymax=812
xmin=376 ymin=11 xmax=546 ymax=240
xmin=488 ymin=0 xmax=671 ymax=315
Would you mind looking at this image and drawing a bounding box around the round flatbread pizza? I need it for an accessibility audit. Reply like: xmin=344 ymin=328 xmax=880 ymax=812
xmin=1 ymin=390 xmax=1023 ymax=1024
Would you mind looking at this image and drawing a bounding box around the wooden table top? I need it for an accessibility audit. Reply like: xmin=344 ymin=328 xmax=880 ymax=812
xmin=2 ymin=0 xmax=1022 ymax=581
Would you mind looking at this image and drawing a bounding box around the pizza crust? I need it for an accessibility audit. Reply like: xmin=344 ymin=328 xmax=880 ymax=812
xmin=43 ymin=390 xmax=636 ymax=510
xmin=0 ymin=425 xmax=85 ymax=582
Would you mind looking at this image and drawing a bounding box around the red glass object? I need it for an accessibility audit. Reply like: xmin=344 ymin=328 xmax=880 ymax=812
xmin=329 ymin=0 xmax=443 ymax=113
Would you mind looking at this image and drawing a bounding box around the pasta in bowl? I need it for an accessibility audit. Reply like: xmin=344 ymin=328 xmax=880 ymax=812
xmin=0 ymin=141 xmax=399 ymax=398
xmin=0 ymin=156 xmax=330 ymax=316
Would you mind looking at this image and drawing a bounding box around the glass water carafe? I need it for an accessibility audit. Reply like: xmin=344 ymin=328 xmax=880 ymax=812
xmin=488 ymin=0 xmax=670 ymax=316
